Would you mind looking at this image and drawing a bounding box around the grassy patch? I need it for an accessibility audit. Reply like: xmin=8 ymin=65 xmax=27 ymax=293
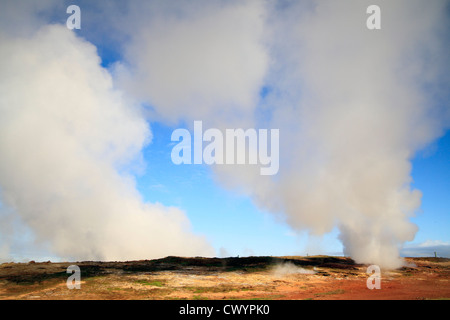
xmin=185 ymin=285 xmax=247 ymax=294
xmin=134 ymin=279 xmax=166 ymax=287
xmin=106 ymin=287 xmax=129 ymax=291
xmin=1 ymin=279 xmax=60 ymax=297
xmin=250 ymin=294 xmax=285 ymax=300
xmin=84 ymin=275 xmax=107 ymax=283
xmin=166 ymin=296 xmax=188 ymax=300
xmin=403 ymin=273 xmax=414 ymax=277
xmin=315 ymin=289 xmax=345 ymax=296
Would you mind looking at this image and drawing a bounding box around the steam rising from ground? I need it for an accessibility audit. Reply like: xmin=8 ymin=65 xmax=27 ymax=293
xmin=0 ymin=0 xmax=449 ymax=267
xmin=273 ymin=262 xmax=316 ymax=276
xmin=259 ymin=0 xmax=449 ymax=269
xmin=116 ymin=0 xmax=448 ymax=269
xmin=210 ymin=0 xmax=449 ymax=269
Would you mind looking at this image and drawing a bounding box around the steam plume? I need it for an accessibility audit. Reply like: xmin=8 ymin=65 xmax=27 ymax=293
xmin=0 ymin=24 xmax=213 ymax=261
xmin=115 ymin=0 xmax=449 ymax=268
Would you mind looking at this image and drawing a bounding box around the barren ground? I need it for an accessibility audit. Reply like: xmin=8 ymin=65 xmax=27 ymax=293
xmin=0 ymin=256 xmax=448 ymax=300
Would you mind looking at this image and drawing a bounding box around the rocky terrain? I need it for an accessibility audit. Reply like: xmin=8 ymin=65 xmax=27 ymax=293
xmin=0 ymin=256 xmax=449 ymax=300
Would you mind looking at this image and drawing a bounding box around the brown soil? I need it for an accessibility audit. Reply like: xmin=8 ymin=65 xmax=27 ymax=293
xmin=0 ymin=256 xmax=448 ymax=300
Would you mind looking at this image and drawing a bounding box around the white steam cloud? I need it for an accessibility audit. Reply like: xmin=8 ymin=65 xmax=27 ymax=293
xmin=0 ymin=24 xmax=212 ymax=261
xmin=250 ymin=0 xmax=449 ymax=269
xmin=114 ymin=0 xmax=448 ymax=269
xmin=114 ymin=0 xmax=268 ymax=127
xmin=273 ymin=262 xmax=316 ymax=276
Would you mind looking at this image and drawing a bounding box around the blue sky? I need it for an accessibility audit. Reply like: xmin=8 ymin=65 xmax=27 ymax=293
xmin=409 ymin=131 xmax=450 ymax=246
xmin=135 ymin=122 xmax=300 ymax=257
